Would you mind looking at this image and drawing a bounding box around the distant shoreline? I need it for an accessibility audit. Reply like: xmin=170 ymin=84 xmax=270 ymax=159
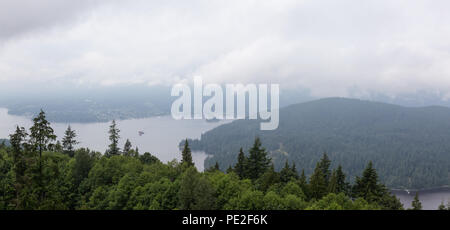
xmin=390 ymin=186 xmax=450 ymax=193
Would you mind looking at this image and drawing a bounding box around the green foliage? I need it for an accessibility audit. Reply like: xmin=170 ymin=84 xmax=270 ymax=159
xmin=62 ymin=125 xmax=79 ymax=157
xmin=181 ymin=139 xmax=194 ymax=167
xmin=246 ymin=138 xmax=271 ymax=181
xmin=410 ymin=193 xmax=422 ymax=210
xmin=107 ymin=120 xmax=120 ymax=156
xmin=309 ymin=162 xmax=328 ymax=200
xmin=178 ymin=167 xmax=215 ymax=210
xmin=0 ymin=110 xmax=408 ymax=210
xmin=195 ymin=98 xmax=450 ymax=189
xmin=123 ymin=139 xmax=132 ymax=156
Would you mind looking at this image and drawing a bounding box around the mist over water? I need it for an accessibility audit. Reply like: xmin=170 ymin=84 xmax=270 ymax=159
xmin=0 ymin=108 xmax=228 ymax=171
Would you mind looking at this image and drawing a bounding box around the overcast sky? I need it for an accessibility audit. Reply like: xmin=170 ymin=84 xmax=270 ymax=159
xmin=0 ymin=0 xmax=449 ymax=99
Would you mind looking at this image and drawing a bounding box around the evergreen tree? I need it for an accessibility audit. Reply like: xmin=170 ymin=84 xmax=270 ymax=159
xmin=291 ymin=163 xmax=299 ymax=180
xmin=317 ymin=152 xmax=331 ymax=185
xmin=234 ymin=148 xmax=247 ymax=179
xmin=206 ymin=162 xmax=220 ymax=172
xmin=10 ymin=126 xmax=28 ymax=179
xmin=280 ymin=160 xmax=297 ymax=183
xmin=352 ymin=161 xmax=381 ymax=201
xmin=214 ymin=162 xmax=220 ymax=171
xmin=411 ymin=193 xmax=422 ymax=210
xmin=123 ymin=139 xmax=132 ymax=156
xmin=108 ymin=120 xmax=120 ymax=156
xmin=309 ymin=162 xmax=327 ymax=200
xmin=134 ymin=147 xmax=140 ymax=157
xmin=54 ymin=140 xmax=63 ymax=152
xmin=246 ymin=138 xmax=271 ymax=180
xmin=29 ymin=109 xmax=56 ymax=203
xmin=328 ymin=169 xmax=338 ymax=194
xmin=9 ymin=126 xmax=28 ymax=209
xmin=328 ymin=165 xmax=349 ymax=195
xmin=62 ymin=125 xmax=78 ymax=157
xmin=226 ymin=165 xmax=234 ymax=174
xmin=298 ymin=169 xmax=310 ymax=200
xmin=181 ymin=139 xmax=194 ymax=167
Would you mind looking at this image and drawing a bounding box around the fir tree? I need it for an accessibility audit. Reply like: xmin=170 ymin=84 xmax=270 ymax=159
xmin=353 ymin=161 xmax=382 ymax=201
xmin=234 ymin=147 xmax=247 ymax=179
xmin=246 ymin=138 xmax=271 ymax=180
xmin=181 ymin=139 xmax=194 ymax=167
xmin=226 ymin=165 xmax=234 ymax=174
xmin=62 ymin=125 xmax=79 ymax=157
xmin=206 ymin=162 xmax=220 ymax=172
xmin=309 ymin=162 xmax=327 ymax=200
xmin=280 ymin=160 xmax=297 ymax=183
xmin=328 ymin=165 xmax=349 ymax=195
xmin=108 ymin=120 xmax=120 ymax=156
xmin=411 ymin=193 xmax=422 ymax=210
xmin=9 ymin=126 xmax=28 ymax=209
xmin=291 ymin=163 xmax=299 ymax=180
xmin=29 ymin=109 xmax=56 ymax=204
xmin=298 ymin=169 xmax=308 ymax=190
xmin=317 ymin=152 xmax=331 ymax=185
xmin=123 ymin=139 xmax=132 ymax=156
xmin=10 ymin=126 xmax=28 ymax=179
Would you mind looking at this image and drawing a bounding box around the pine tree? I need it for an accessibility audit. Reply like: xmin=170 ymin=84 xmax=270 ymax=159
xmin=214 ymin=162 xmax=220 ymax=171
xmin=411 ymin=193 xmax=422 ymax=210
xmin=108 ymin=120 xmax=120 ymax=156
xmin=309 ymin=162 xmax=327 ymax=200
xmin=352 ymin=161 xmax=383 ymax=202
xmin=280 ymin=160 xmax=296 ymax=183
xmin=29 ymin=109 xmax=56 ymax=204
xmin=123 ymin=139 xmax=132 ymax=156
xmin=328 ymin=165 xmax=349 ymax=195
xmin=226 ymin=165 xmax=234 ymax=174
xmin=206 ymin=162 xmax=220 ymax=172
xmin=246 ymin=137 xmax=271 ymax=180
xmin=9 ymin=126 xmax=28 ymax=209
xmin=10 ymin=126 xmax=28 ymax=179
xmin=234 ymin=148 xmax=247 ymax=179
xmin=291 ymin=163 xmax=299 ymax=180
xmin=62 ymin=125 xmax=79 ymax=157
xmin=54 ymin=140 xmax=63 ymax=152
xmin=328 ymin=169 xmax=338 ymax=194
xmin=181 ymin=139 xmax=194 ymax=167
xmin=317 ymin=152 xmax=331 ymax=185
xmin=298 ymin=169 xmax=308 ymax=190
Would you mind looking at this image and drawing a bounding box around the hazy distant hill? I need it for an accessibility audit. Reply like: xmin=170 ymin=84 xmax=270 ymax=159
xmin=0 ymin=85 xmax=173 ymax=123
xmin=190 ymin=98 xmax=450 ymax=189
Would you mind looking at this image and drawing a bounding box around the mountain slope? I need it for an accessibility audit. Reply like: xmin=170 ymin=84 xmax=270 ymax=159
xmin=191 ymin=98 xmax=450 ymax=189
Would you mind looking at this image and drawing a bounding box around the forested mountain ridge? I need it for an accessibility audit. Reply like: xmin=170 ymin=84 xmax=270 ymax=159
xmin=0 ymin=110 xmax=413 ymax=210
xmin=190 ymin=98 xmax=450 ymax=189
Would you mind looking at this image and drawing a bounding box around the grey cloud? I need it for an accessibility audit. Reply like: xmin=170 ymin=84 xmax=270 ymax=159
xmin=0 ymin=0 xmax=449 ymax=100
xmin=0 ymin=0 xmax=108 ymax=39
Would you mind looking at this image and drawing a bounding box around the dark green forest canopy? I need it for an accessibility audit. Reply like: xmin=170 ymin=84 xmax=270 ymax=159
xmin=0 ymin=140 xmax=406 ymax=210
xmin=0 ymin=111 xmax=410 ymax=210
xmin=188 ymin=98 xmax=450 ymax=189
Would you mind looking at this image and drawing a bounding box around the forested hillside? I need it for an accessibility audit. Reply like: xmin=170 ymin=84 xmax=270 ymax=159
xmin=0 ymin=110 xmax=415 ymax=210
xmin=189 ymin=98 xmax=450 ymax=189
